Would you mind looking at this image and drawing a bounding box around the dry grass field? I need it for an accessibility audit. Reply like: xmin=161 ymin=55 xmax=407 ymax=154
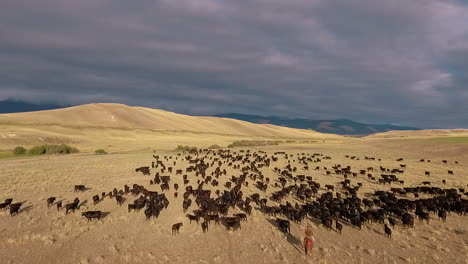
xmin=0 ymin=105 xmax=467 ymax=264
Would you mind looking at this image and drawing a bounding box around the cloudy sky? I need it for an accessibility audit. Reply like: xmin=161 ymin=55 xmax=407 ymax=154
xmin=1 ymin=0 xmax=468 ymax=128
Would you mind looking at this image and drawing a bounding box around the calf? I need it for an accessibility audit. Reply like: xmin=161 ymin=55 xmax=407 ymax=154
xmin=201 ymin=221 xmax=209 ymax=233
xmin=56 ymin=201 xmax=63 ymax=211
xmin=321 ymin=217 xmax=333 ymax=230
xmin=47 ymin=197 xmax=56 ymax=207
xmin=186 ymin=214 xmax=199 ymax=224
xmin=9 ymin=203 xmax=22 ymax=216
xmin=384 ymin=224 xmax=392 ymax=238
xmin=5 ymin=198 xmax=13 ymax=206
xmin=335 ymin=221 xmax=343 ymax=234
xmin=160 ymin=183 xmax=170 ymax=192
xmin=115 ymin=195 xmax=124 ymax=206
xmin=145 ymin=208 xmax=153 ymax=220
xmin=417 ymin=212 xmax=430 ymax=224
xmin=92 ymin=195 xmax=100 ymax=205
xmin=65 ymin=200 xmax=79 ymax=214
xmin=172 ymin=222 xmax=183 ymax=235
xmin=438 ymin=210 xmax=447 ymax=222
xmin=82 ymin=211 xmax=102 ymax=221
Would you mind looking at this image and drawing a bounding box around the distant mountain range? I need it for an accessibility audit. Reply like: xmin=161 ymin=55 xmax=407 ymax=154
xmin=0 ymin=99 xmax=68 ymax=113
xmin=213 ymin=113 xmax=420 ymax=135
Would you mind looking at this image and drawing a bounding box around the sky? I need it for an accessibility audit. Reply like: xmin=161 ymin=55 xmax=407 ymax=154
xmin=1 ymin=0 xmax=468 ymax=128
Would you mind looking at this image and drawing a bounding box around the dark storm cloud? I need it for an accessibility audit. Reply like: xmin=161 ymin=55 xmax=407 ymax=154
xmin=1 ymin=0 xmax=468 ymax=128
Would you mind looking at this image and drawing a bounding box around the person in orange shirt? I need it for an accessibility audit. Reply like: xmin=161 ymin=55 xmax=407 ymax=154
xmin=304 ymin=226 xmax=315 ymax=255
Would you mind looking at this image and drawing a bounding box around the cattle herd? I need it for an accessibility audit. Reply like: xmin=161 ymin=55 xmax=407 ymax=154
xmin=1 ymin=149 xmax=468 ymax=244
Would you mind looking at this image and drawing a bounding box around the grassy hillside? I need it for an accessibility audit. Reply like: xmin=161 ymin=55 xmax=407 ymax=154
xmin=0 ymin=103 xmax=344 ymax=154
xmin=365 ymin=129 xmax=468 ymax=139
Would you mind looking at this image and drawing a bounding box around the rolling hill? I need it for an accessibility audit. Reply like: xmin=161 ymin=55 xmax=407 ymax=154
xmin=0 ymin=103 xmax=343 ymax=152
xmin=0 ymin=100 xmax=419 ymax=135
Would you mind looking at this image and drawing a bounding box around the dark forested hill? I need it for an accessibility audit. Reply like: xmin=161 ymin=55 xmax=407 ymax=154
xmin=213 ymin=113 xmax=420 ymax=135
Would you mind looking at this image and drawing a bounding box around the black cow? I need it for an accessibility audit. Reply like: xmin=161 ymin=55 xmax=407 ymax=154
xmin=82 ymin=211 xmax=102 ymax=221
xmin=335 ymin=221 xmax=343 ymax=234
xmin=0 ymin=203 xmax=8 ymax=210
xmin=65 ymin=199 xmax=80 ymax=214
xmin=56 ymin=201 xmax=63 ymax=211
xmin=47 ymin=197 xmax=56 ymax=207
xmin=384 ymin=224 xmax=392 ymax=238
xmin=276 ymin=218 xmax=290 ymax=233
xmin=9 ymin=203 xmax=22 ymax=216
xmin=223 ymin=217 xmax=241 ymax=231
xmin=438 ymin=210 xmax=447 ymax=222
xmin=5 ymin=198 xmax=13 ymax=206
xmin=186 ymin=214 xmax=200 ymax=224
xmin=135 ymin=166 xmax=150 ymax=175
xmin=201 ymin=221 xmax=209 ymax=233
xmin=92 ymin=195 xmax=100 ymax=205
xmin=74 ymin=185 xmax=86 ymax=192
xmin=402 ymin=213 xmax=414 ymax=228
xmin=172 ymin=222 xmax=183 ymax=235
xmin=115 ymin=195 xmax=124 ymax=206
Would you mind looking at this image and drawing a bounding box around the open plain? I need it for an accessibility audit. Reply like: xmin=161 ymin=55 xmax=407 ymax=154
xmin=0 ymin=105 xmax=467 ymax=264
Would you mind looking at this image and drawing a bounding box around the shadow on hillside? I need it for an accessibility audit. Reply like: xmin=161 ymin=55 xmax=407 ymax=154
xmin=78 ymin=199 xmax=88 ymax=209
xmin=266 ymin=218 xmax=303 ymax=254
xmin=20 ymin=205 xmax=34 ymax=213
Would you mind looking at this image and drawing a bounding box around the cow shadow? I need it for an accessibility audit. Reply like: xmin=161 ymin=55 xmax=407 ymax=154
xmin=100 ymin=212 xmax=111 ymax=220
xmin=266 ymin=219 xmax=303 ymax=254
xmin=20 ymin=205 xmax=33 ymax=213
xmin=306 ymin=216 xmax=322 ymax=226
xmin=336 ymin=218 xmax=357 ymax=229
xmin=82 ymin=211 xmax=111 ymax=221
xmin=220 ymin=220 xmax=241 ymax=231
xmin=78 ymin=200 xmax=88 ymax=209
xmin=74 ymin=187 xmax=92 ymax=192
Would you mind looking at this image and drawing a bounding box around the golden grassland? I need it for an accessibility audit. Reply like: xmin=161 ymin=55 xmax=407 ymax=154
xmin=0 ymin=140 xmax=467 ymax=264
